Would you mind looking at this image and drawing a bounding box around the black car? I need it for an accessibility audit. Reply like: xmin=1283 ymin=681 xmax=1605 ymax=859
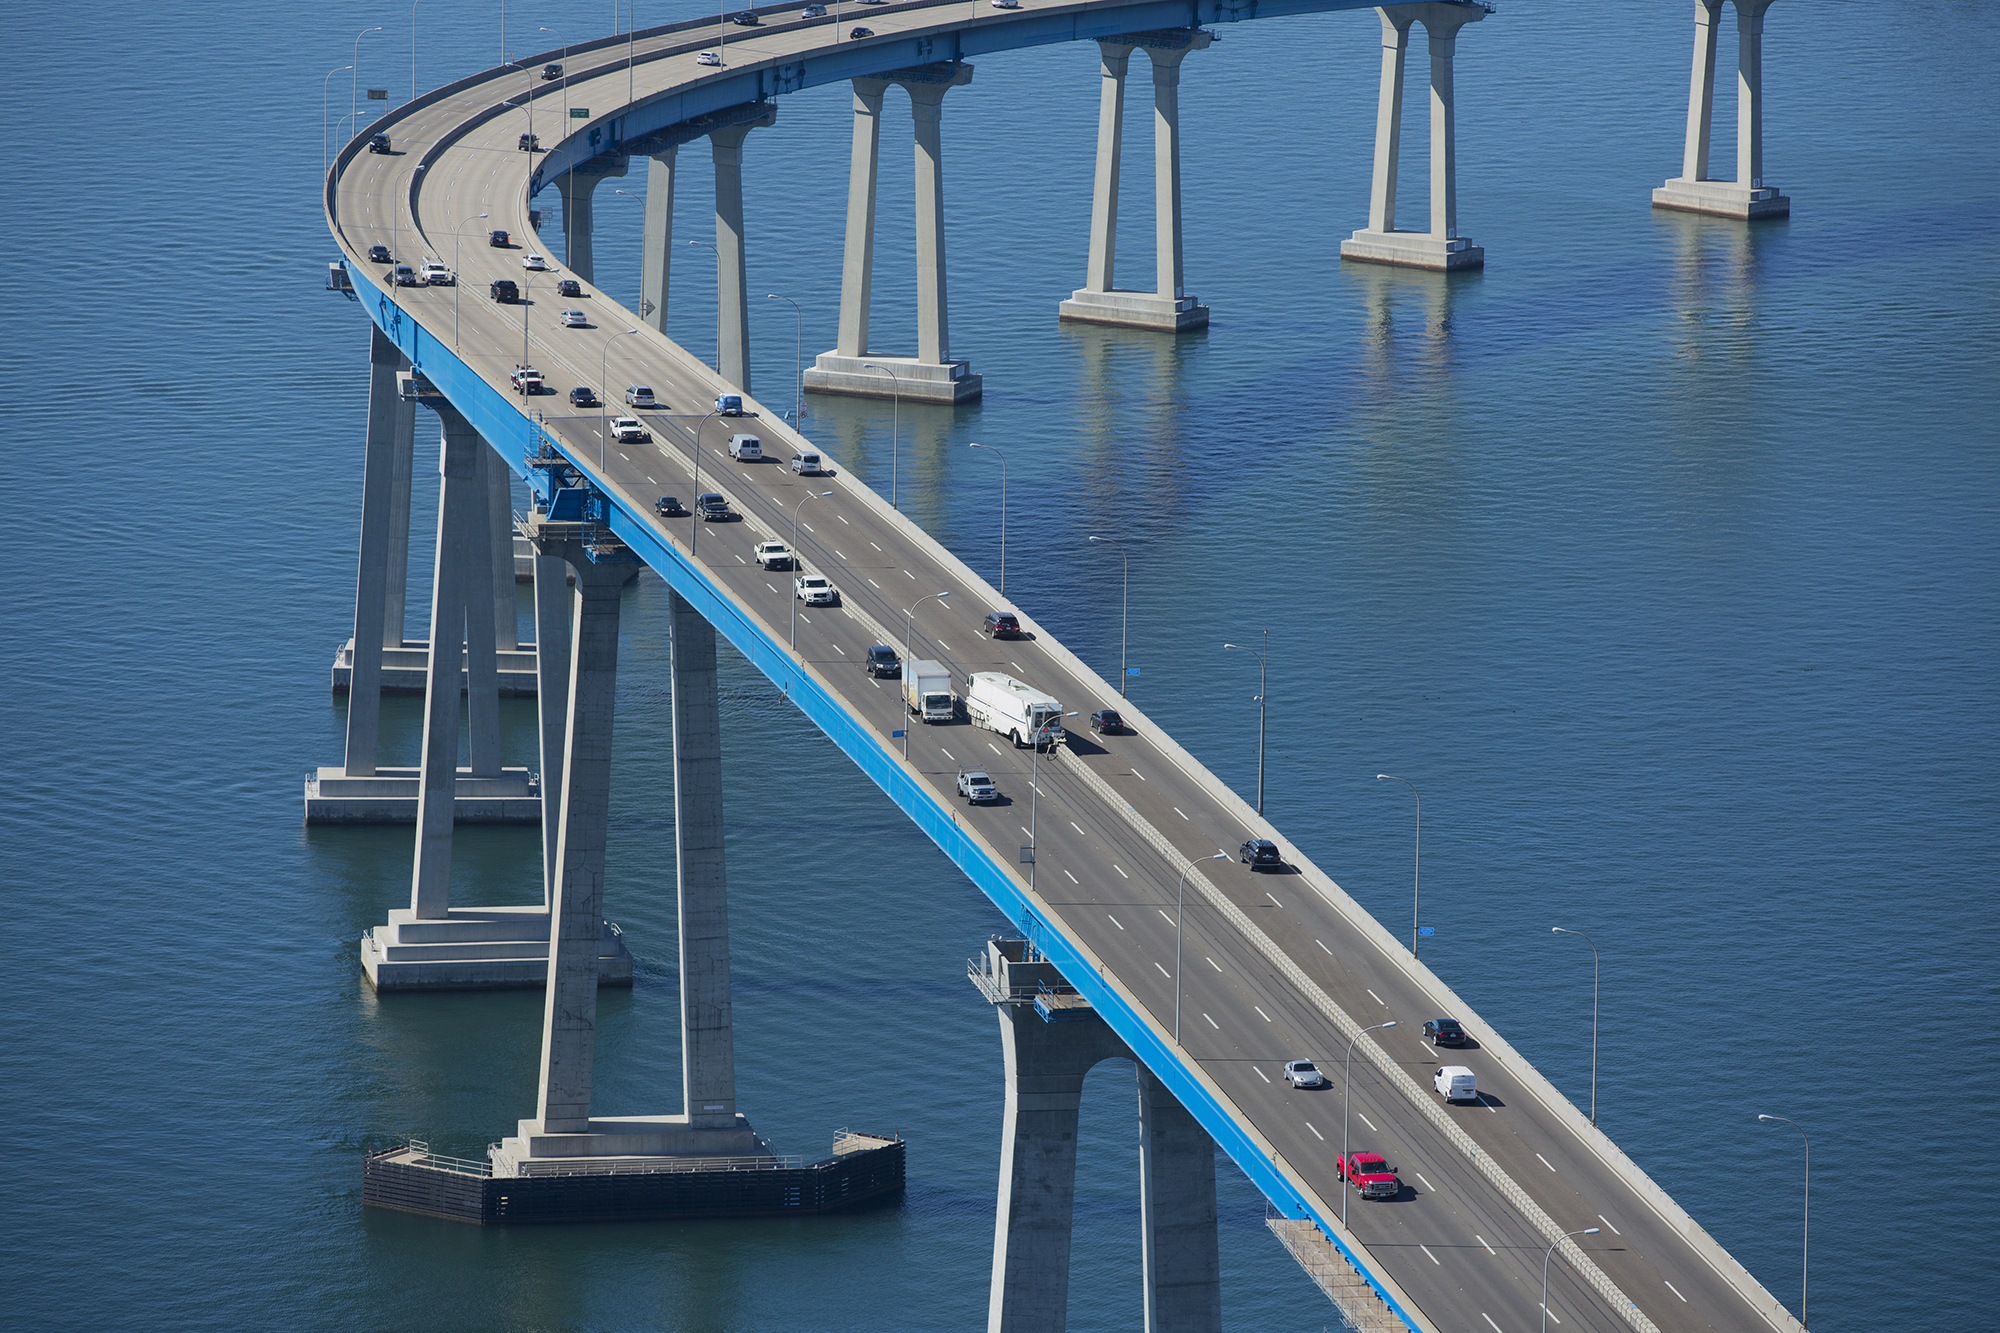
xmin=569 ymin=386 xmax=598 ymax=407
xmin=557 ymin=278 xmax=583 ymax=298
xmin=366 ymin=243 xmax=392 ymax=263
xmin=655 ymin=495 xmax=689 ymax=517
xmin=983 ymin=611 xmax=1021 ymax=638
xmin=1422 ymin=1018 xmax=1468 ymax=1047
xmin=1089 ymin=708 xmax=1125 ymax=735
xmin=490 ymin=278 xmax=520 ymax=302
xmin=542 ymin=62 xmax=563 ymax=80
xmin=1239 ymin=838 xmax=1282 ymax=870
xmin=488 ymin=229 xmax=510 ymax=247
xmin=366 ymin=132 xmax=391 ymax=154
xmin=696 ymin=492 xmax=735 ymax=521
xmin=866 ymin=645 xmax=901 ymax=678
xmin=519 ymin=133 xmax=540 ymax=152
xmin=849 ymin=25 xmax=872 ymax=37
xmin=730 ymin=10 xmax=759 ymax=24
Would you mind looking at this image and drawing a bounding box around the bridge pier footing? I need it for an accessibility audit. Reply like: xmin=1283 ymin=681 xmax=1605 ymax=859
xmin=974 ymin=940 xmax=1222 ymax=1333
xmin=1653 ymin=0 xmax=1789 ymax=219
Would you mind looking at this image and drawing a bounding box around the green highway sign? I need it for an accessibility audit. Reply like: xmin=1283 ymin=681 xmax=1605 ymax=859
xmin=571 ymin=107 xmax=589 ymax=118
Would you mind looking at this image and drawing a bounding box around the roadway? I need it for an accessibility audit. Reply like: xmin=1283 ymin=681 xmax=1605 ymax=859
xmin=326 ymin=8 xmax=1788 ymax=1332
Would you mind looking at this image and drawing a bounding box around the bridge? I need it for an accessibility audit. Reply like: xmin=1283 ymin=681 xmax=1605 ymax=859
xmin=320 ymin=2 xmax=1802 ymax=1330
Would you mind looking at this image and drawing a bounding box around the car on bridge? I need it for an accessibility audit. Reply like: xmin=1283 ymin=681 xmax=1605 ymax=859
xmin=1434 ymin=1066 xmax=1478 ymax=1103
xmin=510 ymin=365 xmax=545 ymax=394
xmin=754 ymin=541 xmax=796 ymax=570
xmin=1423 ymin=1017 xmax=1468 ymax=1047
xmin=866 ymin=645 xmax=901 ymax=678
xmin=489 ymin=278 xmax=519 ymax=302
xmin=983 ymin=611 xmax=1022 ymax=639
xmin=488 ymin=229 xmax=510 ymax=247
xmin=419 ymin=259 xmax=452 ymax=285
xmin=560 ymin=310 xmax=589 ymax=328
xmin=523 ymin=254 xmax=551 ymax=271
xmin=696 ymin=50 xmax=722 ymax=66
xmin=391 ymin=262 xmax=420 ymax=287
xmin=801 ymin=2 xmax=826 ymax=14
xmin=992 ymin=0 xmax=1020 ymax=8
xmin=790 ymin=451 xmax=826 ymax=475
xmin=848 ymin=26 xmax=872 ymax=38
xmin=1089 ymin=708 xmax=1126 ymax=735
xmin=714 ymin=393 xmax=743 ymax=415
xmin=1239 ymin=838 xmax=1283 ymax=870
xmin=557 ymin=278 xmax=583 ymax=298
xmin=795 ymin=574 xmax=838 ymax=606
xmin=957 ymin=770 xmax=999 ymax=803
xmin=624 ymin=385 xmax=657 ymax=408
xmin=610 ymin=416 xmax=649 ymax=443
xmin=367 ymin=133 xmax=391 ymax=153
xmin=366 ymin=244 xmax=391 ymax=263
xmin=696 ymin=492 xmax=735 ymax=521
xmin=730 ymin=11 xmax=759 ymax=24
xmin=1336 ymin=1152 xmax=1401 ymax=1201
xmin=542 ymin=62 xmax=563 ymax=80
xmin=519 ymin=132 xmax=539 ymax=152
xmin=1282 ymin=1059 xmax=1326 ymax=1089
xmin=655 ymin=495 xmax=688 ymax=517
xmin=568 ymin=386 xmax=597 ymax=407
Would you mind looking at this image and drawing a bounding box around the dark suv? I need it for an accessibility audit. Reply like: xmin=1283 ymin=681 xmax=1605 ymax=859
xmin=488 ymin=229 xmax=510 ymax=247
xmin=1089 ymin=709 xmax=1125 ymax=735
xmin=542 ymin=62 xmax=563 ymax=80
xmin=1239 ymin=839 xmax=1282 ymax=870
xmin=1422 ymin=1018 xmax=1468 ymax=1047
xmin=867 ymin=646 xmax=901 ymax=678
xmin=983 ymin=611 xmax=1021 ymax=638
xmin=696 ymin=492 xmax=734 ymax=522
xmin=489 ymin=278 xmax=519 ymax=302
xmin=557 ymin=278 xmax=583 ymax=298
xmin=367 ymin=133 xmax=391 ymax=154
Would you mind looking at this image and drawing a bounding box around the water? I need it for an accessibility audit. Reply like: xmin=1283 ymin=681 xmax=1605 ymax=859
xmin=4 ymin=1 xmax=1996 ymax=1328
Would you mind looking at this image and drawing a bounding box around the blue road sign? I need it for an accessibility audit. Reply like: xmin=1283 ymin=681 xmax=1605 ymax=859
xmin=892 ymin=729 xmax=906 ymax=738
xmin=1418 ymin=926 xmax=1435 ymax=936
xmin=1127 ymin=667 xmax=1140 ymax=676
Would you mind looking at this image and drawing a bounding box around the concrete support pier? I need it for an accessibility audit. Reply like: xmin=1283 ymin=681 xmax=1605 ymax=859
xmin=491 ymin=567 xmax=757 ymax=1172
xmin=709 ymin=110 xmax=776 ymax=392
xmin=805 ymin=63 xmax=981 ymax=404
xmin=1059 ymin=31 xmax=1212 ymax=333
xmin=639 ymin=145 xmax=677 ymax=331
xmin=971 ymin=940 xmax=1222 ymax=1333
xmin=1341 ymin=2 xmax=1487 ymax=272
xmin=1653 ymin=0 xmax=1789 ymax=219
xmin=555 ymin=156 xmax=629 ymax=284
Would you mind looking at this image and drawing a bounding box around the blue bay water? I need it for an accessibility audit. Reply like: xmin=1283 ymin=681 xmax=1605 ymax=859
xmin=2 ymin=1 xmax=1995 ymax=1329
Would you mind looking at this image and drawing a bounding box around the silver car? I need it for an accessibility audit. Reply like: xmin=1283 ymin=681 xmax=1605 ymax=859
xmin=1282 ymin=1059 xmax=1327 ymax=1089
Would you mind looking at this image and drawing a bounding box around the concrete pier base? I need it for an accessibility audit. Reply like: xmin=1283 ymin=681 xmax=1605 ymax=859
xmin=330 ymin=638 xmax=538 ymax=695
xmin=805 ymin=351 xmax=980 ymax=404
xmin=1339 ymin=228 xmax=1484 ymax=271
xmin=491 ymin=1114 xmax=765 ymax=1176
xmin=305 ymin=764 xmax=538 ymax=824
xmin=1058 ymin=288 xmax=1207 ymax=333
xmin=1652 ymin=176 xmax=1789 ymax=219
xmin=362 ymin=905 xmax=632 ymax=990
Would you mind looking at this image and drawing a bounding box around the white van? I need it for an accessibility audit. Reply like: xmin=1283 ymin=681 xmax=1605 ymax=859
xmin=728 ymin=433 xmax=762 ymax=461
xmin=1434 ymin=1066 xmax=1478 ymax=1103
xmin=790 ymin=451 xmax=825 ymax=475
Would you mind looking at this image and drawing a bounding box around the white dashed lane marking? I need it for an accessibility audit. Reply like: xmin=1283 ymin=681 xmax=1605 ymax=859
xmin=1205 ymin=957 xmax=1221 ymax=972
xmin=1158 ymin=910 xmax=1174 ymax=925
xmin=1367 ymin=988 xmax=1385 ymax=1005
xmin=1063 ymin=870 xmax=1078 ymax=884
xmin=1174 ymin=807 xmax=1188 ymax=820
xmin=1254 ymin=1067 xmax=1270 ymax=1083
xmin=1306 ymin=1123 xmax=1323 ymax=1141
xmin=1665 ymin=1280 xmax=1687 ymax=1304
xmin=1113 ymin=864 xmax=1128 ymax=878
xmin=1254 ymin=1006 xmax=1271 ymax=1023
xmin=1481 ymin=1314 xmax=1503 ymax=1333
xmin=1597 ymin=1214 xmax=1620 ymax=1235
xmin=1420 ymin=1245 xmax=1440 ymax=1266
xmin=1154 ymin=962 xmax=1170 ymax=978
xmin=1107 ymin=914 xmax=1124 ymax=930
xmin=1266 ymin=892 xmax=1283 ymax=909
xmin=1317 ymin=939 xmax=1332 ymax=955
xmin=1536 ymin=1153 xmax=1555 ymax=1171
xmin=1357 ymin=1112 xmax=1377 ymax=1132
xmin=1415 ymin=1172 xmax=1435 ymax=1192
xmin=1476 ymin=1235 xmax=1496 ymax=1255
xmin=1203 ymin=1013 xmax=1218 ymax=1029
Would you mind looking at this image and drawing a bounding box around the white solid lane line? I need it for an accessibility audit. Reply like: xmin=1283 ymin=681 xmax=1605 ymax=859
xmin=1481 ymin=1314 xmax=1503 ymax=1333
xmin=1108 ymin=915 xmax=1124 ymax=930
xmin=1420 ymin=1244 xmax=1440 ymax=1266
xmin=1255 ymin=1068 xmax=1270 ymax=1083
xmin=1536 ymin=1153 xmax=1555 ymax=1171
xmin=1596 ymin=1214 xmax=1621 ymax=1236
xmin=1476 ymin=1235 xmax=1496 ymax=1255
xmin=1367 ymin=988 xmax=1385 ymax=1005
xmin=1254 ymin=1006 xmax=1271 ymax=1023
xmin=1306 ymin=1123 xmax=1324 ymax=1141
xmin=1415 ymin=1172 xmax=1435 ymax=1193
xmin=1317 ymin=939 xmax=1332 ymax=955
xmin=1203 ymin=1013 xmax=1218 ymax=1029
xmin=1357 ymin=1112 xmax=1376 ymax=1132
xmin=1664 ymin=1280 xmax=1687 ymax=1303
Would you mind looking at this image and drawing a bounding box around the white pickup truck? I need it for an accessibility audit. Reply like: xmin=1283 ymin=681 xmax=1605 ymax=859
xmin=754 ymin=541 xmax=795 ymax=570
xmin=419 ymin=259 xmax=452 ymax=285
xmin=965 ymin=672 xmax=1064 ymax=749
xmin=510 ymin=364 xmax=544 ymax=394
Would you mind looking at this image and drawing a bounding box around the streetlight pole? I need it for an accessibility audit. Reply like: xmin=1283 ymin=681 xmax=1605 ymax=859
xmin=1174 ymin=853 xmax=1229 ymax=1043
xmin=968 ymin=441 xmax=1007 ymax=595
xmin=686 ymin=239 xmax=720 ymax=368
xmin=863 ymin=363 xmax=901 ymax=508
xmin=452 ymin=213 xmax=490 ymax=345
xmin=1551 ymin=926 xmax=1600 ymax=1125
xmin=1377 ymin=775 xmax=1420 ymax=958
xmin=689 ymin=409 xmax=720 ymax=560
xmin=354 ymin=25 xmax=383 ymax=127
xmin=1222 ymin=631 xmax=1268 ymax=815
xmin=1757 ymin=1115 xmax=1809 ymax=1329
xmin=790 ymin=491 xmax=832 ymax=648
xmin=1088 ymin=535 xmax=1129 ymax=696
xmin=1341 ymin=1020 xmax=1397 ymax=1227
xmin=600 ymin=327 xmax=640 ymax=469
xmin=1543 ymin=1228 xmax=1601 ymax=1333
xmin=540 ymin=27 xmax=569 ymax=125
xmin=902 ymin=591 xmax=951 ymax=759
xmin=767 ymin=294 xmax=805 ymax=427
xmin=324 ymin=65 xmax=353 ymax=181
xmin=410 ymin=0 xmax=420 ymax=104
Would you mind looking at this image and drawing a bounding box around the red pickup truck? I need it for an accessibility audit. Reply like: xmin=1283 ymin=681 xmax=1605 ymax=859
xmin=1336 ymin=1152 xmax=1401 ymax=1201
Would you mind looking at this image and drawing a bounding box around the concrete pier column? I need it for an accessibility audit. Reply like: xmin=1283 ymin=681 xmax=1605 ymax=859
xmin=1341 ymin=3 xmax=1485 ymax=271
xmin=554 ymin=156 xmax=628 ymax=284
xmin=708 ymin=111 xmax=776 ymax=392
xmin=670 ymin=590 xmax=739 ymax=1129
xmin=639 ymin=146 xmax=677 ymax=333
xmin=342 ymin=325 xmax=409 ymax=776
xmin=486 ymin=448 xmax=519 ymax=648
xmin=1653 ymin=0 xmax=1789 ymax=218
xmin=835 ymin=78 xmax=890 ymax=358
xmin=463 ymin=443 xmax=503 ymax=778
xmin=409 ymin=405 xmax=485 ymax=919
xmin=532 ymin=548 xmax=572 ymax=903
xmin=1060 ymin=33 xmax=1208 ymax=332
xmin=1366 ymin=10 xmax=1415 ymax=235
xmin=907 ymin=80 xmax=957 ymax=369
xmin=1082 ymin=47 xmax=1130 ymax=295
xmin=533 ymin=543 xmax=636 ymax=1135
xmin=1137 ymin=1067 xmax=1222 ymax=1333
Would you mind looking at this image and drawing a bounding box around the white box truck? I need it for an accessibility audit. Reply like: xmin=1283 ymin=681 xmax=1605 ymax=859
xmin=965 ymin=672 xmax=1064 ymax=748
xmin=905 ymin=660 xmax=955 ymax=723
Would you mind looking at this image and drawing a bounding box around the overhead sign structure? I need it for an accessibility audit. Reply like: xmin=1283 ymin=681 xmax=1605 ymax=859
xmin=367 ymin=88 xmax=388 ymax=100
xmin=571 ymin=107 xmax=590 ymax=118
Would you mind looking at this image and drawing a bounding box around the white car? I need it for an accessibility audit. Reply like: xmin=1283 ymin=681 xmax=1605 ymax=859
xmin=1434 ymin=1065 xmax=1478 ymax=1103
xmin=696 ymin=50 xmax=722 ymax=66
xmin=624 ymin=385 xmax=657 ymax=407
xmin=610 ymin=416 xmax=649 ymax=443
xmin=1282 ymin=1059 xmax=1327 ymax=1089
xmin=522 ymin=253 xmax=550 ymax=271
xmin=754 ymin=541 xmax=796 ymax=570
xmin=559 ymin=309 xmax=588 ymax=328
xmin=794 ymin=574 xmax=837 ymax=606
xmin=418 ymin=259 xmax=452 ymax=285
xmin=991 ymin=0 xmax=1020 ymax=8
